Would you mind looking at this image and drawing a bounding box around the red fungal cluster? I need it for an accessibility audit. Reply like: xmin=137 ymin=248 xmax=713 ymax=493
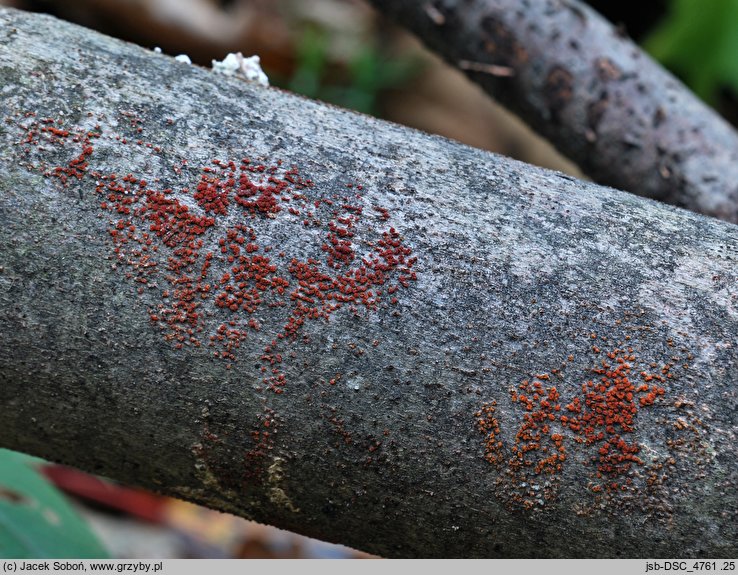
xmin=509 ymin=378 xmax=566 ymax=475
xmin=16 ymin=113 xmax=418 ymax=394
xmin=19 ymin=117 xmax=99 ymax=185
xmin=478 ymin=345 xmax=668 ymax=505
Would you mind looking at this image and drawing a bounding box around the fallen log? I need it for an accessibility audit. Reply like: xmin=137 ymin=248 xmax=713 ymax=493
xmin=0 ymin=7 xmax=736 ymax=558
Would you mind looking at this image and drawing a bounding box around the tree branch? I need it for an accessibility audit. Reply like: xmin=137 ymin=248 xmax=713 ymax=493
xmin=0 ymin=8 xmax=736 ymax=558
xmin=367 ymin=0 xmax=738 ymax=223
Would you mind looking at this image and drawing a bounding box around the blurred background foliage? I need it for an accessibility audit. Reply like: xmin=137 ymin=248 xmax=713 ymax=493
xmin=643 ymin=0 xmax=738 ymax=113
xmin=1 ymin=0 xmax=737 ymax=560
xmin=280 ymin=25 xmax=420 ymax=115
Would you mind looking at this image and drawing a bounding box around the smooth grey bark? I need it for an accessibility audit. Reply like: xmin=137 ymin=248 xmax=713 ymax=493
xmin=1 ymin=8 xmax=737 ymax=558
xmin=367 ymin=0 xmax=738 ymax=223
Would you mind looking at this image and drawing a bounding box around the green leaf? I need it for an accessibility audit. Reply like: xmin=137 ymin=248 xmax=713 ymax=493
xmin=644 ymin=0 xmax=738 ymax=102
xmin=0 ymin=449 xmax=109 ymax=558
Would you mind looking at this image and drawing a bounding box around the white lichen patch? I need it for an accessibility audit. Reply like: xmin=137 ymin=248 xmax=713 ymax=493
xmin=175 ymin=54 xmax=192 ymax=65
xmin=212 ymin=52 xmax=269 ymax=86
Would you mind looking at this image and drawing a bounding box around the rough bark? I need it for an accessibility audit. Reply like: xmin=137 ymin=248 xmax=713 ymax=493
xmin=367 ymin=0 xmax=738 ymax=223
xmin=1 ymin=8 xmax=737 ymax=558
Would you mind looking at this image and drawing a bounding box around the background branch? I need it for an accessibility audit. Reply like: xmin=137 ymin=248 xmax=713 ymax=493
xmin=367 ymin=0 xmax=738 ymax=223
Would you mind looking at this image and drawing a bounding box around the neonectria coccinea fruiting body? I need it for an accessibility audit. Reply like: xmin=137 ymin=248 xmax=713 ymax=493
xmin=15 ymin=112 xmax=417 ymax=394
xmin=476 ymin=342 xmax=678 ymax=511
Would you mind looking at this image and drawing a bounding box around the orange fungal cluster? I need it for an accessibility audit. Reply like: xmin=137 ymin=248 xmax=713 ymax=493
xmin=564 ymin=349 xmax=665 ymax=480
xmin=475 ymin=401 xmax=503 ymax=464
xmin=477 ymin=344 xmax=669 ymax=505
xmin=509 ymin=378 xmax=566 ymax=475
